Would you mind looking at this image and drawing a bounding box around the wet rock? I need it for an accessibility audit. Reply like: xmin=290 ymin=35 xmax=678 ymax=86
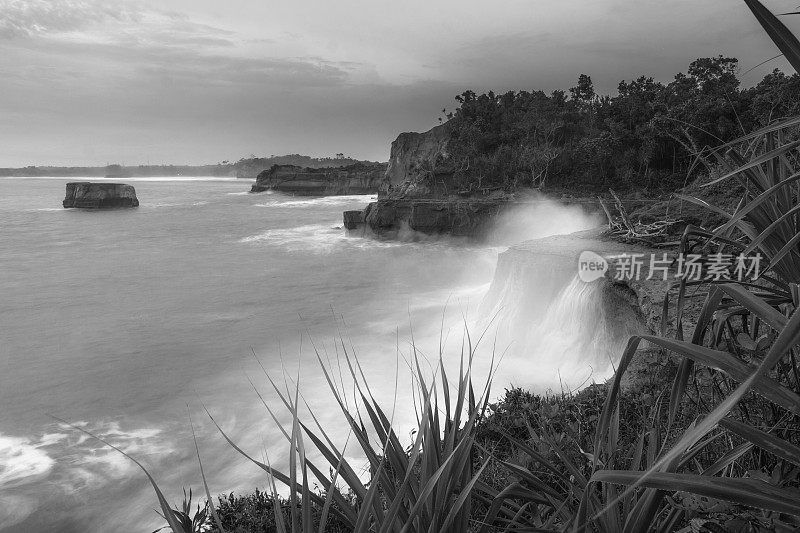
xmin=361 ymin=198 xmax=507 ymax=237
xmin=343 ymin=210 xmax=364 ymax=230
xmin=62 ymin=182 xmax=139 ymax=208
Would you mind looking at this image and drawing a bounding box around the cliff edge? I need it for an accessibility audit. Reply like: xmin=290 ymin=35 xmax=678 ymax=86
xmin=346 ymin=122 xmax=514 ymax=237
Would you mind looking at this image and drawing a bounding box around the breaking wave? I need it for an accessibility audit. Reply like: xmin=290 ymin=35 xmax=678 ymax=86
xmin=0 ymin=421 xmax=176 ymax=528
xmin=252 ymin=194 xmax=375 ymax=209
xmin=0 ymin=434 xmax=54 ymax=488
xmin=239 ymin=222 xmax=403 ymax=251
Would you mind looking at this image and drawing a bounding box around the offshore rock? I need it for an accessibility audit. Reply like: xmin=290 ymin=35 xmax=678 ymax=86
xmin=62 ymin=182 xmax=139 ymax=208
xmin=250 ymin=163 xmax=385 ymax=195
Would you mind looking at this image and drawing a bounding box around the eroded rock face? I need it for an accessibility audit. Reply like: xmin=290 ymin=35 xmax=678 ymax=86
xmin=62 ymin=182 xmax=139 ymax=208
xmin=250 ymin=163 xmax=385 ymax=195
xmin=382 ymin=122 xmax=453 ymax=197
xmin=343 ymin=121 xmax=516 ymax=237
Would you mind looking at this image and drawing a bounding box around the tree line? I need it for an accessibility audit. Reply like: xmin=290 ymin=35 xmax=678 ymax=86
xmin=439 ymin=56 xmax=800 ymax=192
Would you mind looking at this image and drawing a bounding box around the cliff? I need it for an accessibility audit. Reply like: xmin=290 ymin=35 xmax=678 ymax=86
xmin=382 ymin=122 xmax=454 ymax=197
xmin=62 ymin=182 xmax=139 ymax=208
xmin=235 ymin=156 xmax=382 ymax=180
xmin=345 ymin=122 xmax=516 ymax=237
xmin=250 ymin=163 xmax=386 ymax=195
xmin=359 ymin=197 xmax=508 ymax=237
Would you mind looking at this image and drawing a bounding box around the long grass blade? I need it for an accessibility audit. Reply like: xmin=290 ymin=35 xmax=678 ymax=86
xmin=719 ymin=417 xmax=800 ymax=467
xmin=593 ymin=470 xmax=800 ymax=515
xmin=744 ymin=0 xmax=800 ymax=73
xmin=187 ymin=408 xmax=226 ymax=533
xmin=53 ymin=417 xmax=189 ymax=533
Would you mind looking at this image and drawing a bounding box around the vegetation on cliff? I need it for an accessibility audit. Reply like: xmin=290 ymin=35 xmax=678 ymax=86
xmin=437 ymin=56 xmax=800 ymax=194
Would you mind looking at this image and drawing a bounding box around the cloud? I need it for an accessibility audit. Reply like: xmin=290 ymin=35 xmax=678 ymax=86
xmin=0 ymin=0 xmax=142 ymax=38
xmin=0 ymin=0 xmax=385 ymax=166
xmin=1 ymin=0 xmax=798 ymax=167
xmin=0 ymin=0 xmax=360 ymax=91
xmin=0 ymin=0 xmax=239 ymax=50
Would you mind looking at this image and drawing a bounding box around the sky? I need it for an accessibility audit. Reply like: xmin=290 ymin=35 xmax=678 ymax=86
xmin=1 ymin=0 xmax=799 ymax=167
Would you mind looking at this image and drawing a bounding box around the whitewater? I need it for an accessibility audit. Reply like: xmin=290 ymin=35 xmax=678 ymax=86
xmin=0 ymin=176 xmax=632 ymax=532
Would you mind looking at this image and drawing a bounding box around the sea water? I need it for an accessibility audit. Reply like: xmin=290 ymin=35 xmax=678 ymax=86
xmin=0 ymin=176 xmax=613 ymax=532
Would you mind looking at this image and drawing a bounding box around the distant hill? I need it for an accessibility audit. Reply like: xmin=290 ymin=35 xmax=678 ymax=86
xmin=232 ymin=155 xmax=382 ymax=179
xmin=0 ymin=155 xmax=384 ymax=180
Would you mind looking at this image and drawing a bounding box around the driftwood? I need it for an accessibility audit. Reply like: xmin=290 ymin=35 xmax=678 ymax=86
xmin=601 ymin=189 xmax=681 ymax=245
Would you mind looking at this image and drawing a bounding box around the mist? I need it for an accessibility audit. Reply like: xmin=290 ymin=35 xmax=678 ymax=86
xmin=485 ymin=194 xmax=602 ymax=246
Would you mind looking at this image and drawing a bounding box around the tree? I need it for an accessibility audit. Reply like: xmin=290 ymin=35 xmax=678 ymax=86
xmin=570 ymin=74 xmax=596 ymax=103
xmin=748 ymin=69 xmax=800 ymax=125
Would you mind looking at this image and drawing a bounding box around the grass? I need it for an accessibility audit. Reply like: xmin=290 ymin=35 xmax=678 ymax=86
xmin=60 ymin=1 xmax=800 ymax=531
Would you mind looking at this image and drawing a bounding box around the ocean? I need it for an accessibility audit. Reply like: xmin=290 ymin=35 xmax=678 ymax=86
xmin=0 ymin=176 xmax=620 ymax=532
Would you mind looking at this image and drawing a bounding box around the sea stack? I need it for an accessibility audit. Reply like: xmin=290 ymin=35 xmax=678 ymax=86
xmin=62 ymin=182 xmax=139 ymax=208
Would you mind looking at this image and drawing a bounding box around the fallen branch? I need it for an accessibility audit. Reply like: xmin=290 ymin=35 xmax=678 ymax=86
xmin=603 ymin=189 xmax=682 ymax=245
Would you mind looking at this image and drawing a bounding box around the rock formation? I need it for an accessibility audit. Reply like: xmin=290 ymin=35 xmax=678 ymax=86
xmin=62 ymin=182 xmax=139 ymax=208
xmin=359 ymin=198 xmax=508 ymax=237
xmin=250 ymin=163 xmax=386 ymax=195
xmin=342 ymin=210 xmax=364 ymax=230
xmin=343 ymin=121 xmax=516 ymax=237
xmin=382 ymin=122 xmax=454 ymax=197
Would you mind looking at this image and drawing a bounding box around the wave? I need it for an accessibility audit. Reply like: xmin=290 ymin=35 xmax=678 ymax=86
xmin=239 ymin=222 xmax=403 ymax=252
xmin=0 ymin=434 xmax=55 ymax=488
xmin=0 ymin=494 xmax=37 ymax=529
xmin=271 ymin=195 xmax=376 ymax=208
xmin=1 ymin=421 xmax=173 ymax=487
xmin=141 ymin=202 xmax=182 ymax=208
xmin=52 ymin=421 xmax=175 ymax=488
xmin=0 ymin=434 xmax=57 ymax=528
xmin=0 ymin=420 xmax=176 ymax=526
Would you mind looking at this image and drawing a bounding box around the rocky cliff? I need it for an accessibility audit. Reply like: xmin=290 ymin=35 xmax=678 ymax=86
xmin=235 ymin=156 xmax=380 ymax=180
xmin=355 ymin=197 xmax=509 ymax=237
xmin=381 ymin=122 xmax=454 ymax=197
xmin=345 ymin=122 xmax=515 ymax=237
xmin=250 ymin=163 xmax=386 ymax=195
xmin=62 ymin=182 xmax=139 ymax=208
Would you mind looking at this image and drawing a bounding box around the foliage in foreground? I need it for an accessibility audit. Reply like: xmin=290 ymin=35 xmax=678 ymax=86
xmin=210 ymin=490 xmax=352 ymax=533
